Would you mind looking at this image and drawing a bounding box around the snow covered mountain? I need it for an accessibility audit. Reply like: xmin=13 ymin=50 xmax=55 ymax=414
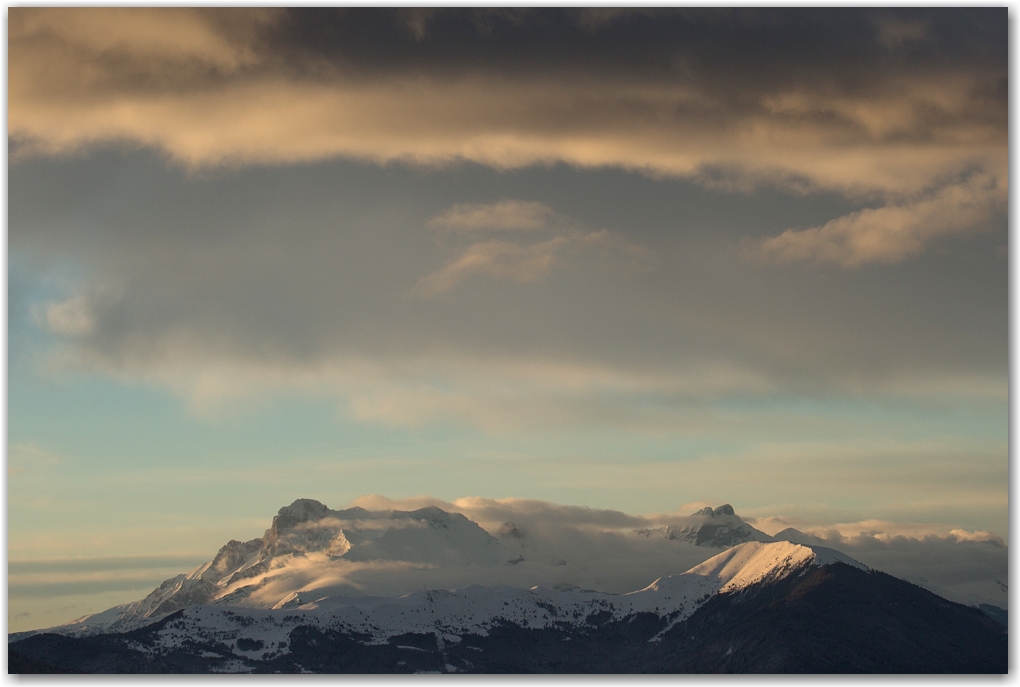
xmin=42 ymin=499 xmax=511 ymax=636
xmin=9 ymin=498 xmax=1008 ymax=674
xmin=10 ymin=540 xmax=855 ymax=659
xmin=634 ymin=503 xmax=773 ymax=547
xmin=10 ymin=538 xmax=1006 ymax=673
xmin=128 ymin=541 xmax=864 ymax=650
xmin=38 ymin=499 xmax=777 ymax=638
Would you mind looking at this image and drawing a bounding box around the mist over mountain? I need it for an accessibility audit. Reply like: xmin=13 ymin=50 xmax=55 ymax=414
xmin=8 ymin=502 xmax=1005 ymax=673
xmin=20 ymin=499 xmax=772 ymax=638
xmin=10 ymin=497 xmax=1006 ymax=643
xmin=768 ymin=524 xmax=1007 ymax=610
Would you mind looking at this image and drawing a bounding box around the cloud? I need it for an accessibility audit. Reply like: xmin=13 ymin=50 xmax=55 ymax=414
xmin=6 ymin=8 xmax=1006 ymax=439
xmin=351 ymin=494 xmax=451 ymax=512
xmin=428 ymin=200 xmax=557 ymax=233
xmin=9 ymin=7 xmax=1003 ymax=301
xmin=218 ymin=555 xmax=432 ymax=606
xmin=9 ymin=555 xmax=212 ymax=575
xmin=412 ymin=237 xmax=570 ymax=297
xmin=749 ymin=514 xmax=1007 ymax=608
xmin=8 ymin=554 xmax=209 ymax=598
xmin=237 ymin=497 xmax=725 ymax=597
xmin=10 ymin=8 xmax=274 ymax=73
xmin=28 ymin=317 xmax=1005 ymax=437
xmin=574 ymin=8 xmax=661 ymax=33
xmin=393 ymin=8 xmax=441 ymax=41
xmin=41 ymin=294 xmax=96 ymax=337
xmin=300 ymin=494 xmax=653 ymax=533
xmin=188 ymin=496 xmax=1011 ymax=609
xmin=9 ymin=8 xmax=1005 ymax=202
xmin=872 ymin=13 xmax=928 ymax=49
xmin=8 ymin=442 xmax=67 ymax=476
xmin=9 ymin=71 xmax=1002 ymax=202
xmin=751 ymin=172 xmax=1006 ymax=267
xmin=32 ymin=330 xmax=774 ymax=429
xmin=749 ymin=515 xmax=1003 ymax=545
xmin=437 ymin=497 xmax=1009 ymax=608
xmin=449 ymin=497 xmax=648 ymax=531
xmin=414 ymin=200 xmax=654 ymax=297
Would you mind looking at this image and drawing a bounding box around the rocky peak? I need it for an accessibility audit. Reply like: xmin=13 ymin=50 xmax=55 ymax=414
xmin=692 ymin=504 xmax=735 ymax=518
xmin=636 ymin=503 xmax=772 ymax=548
xmin=266 ymin=499 xmax=332 ymax=542
xmin=204 ymin=538 xmax=264 ymax=583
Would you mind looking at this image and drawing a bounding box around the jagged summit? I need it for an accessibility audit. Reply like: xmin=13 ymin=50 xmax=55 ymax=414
xmin=44 ymin=500 xmax=505 ymax=636
xmin=692 ymin=504 xmax=736 ymax=517
xmin=635 ymin=503 xmax=772 ymax=548
xmin=267 ymin=499 xmax=331 ymax=538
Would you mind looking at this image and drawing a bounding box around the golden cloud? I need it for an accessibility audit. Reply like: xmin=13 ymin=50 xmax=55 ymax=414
xmin=9 ymin=9 xmax=1005 ymax=201
xmin=8 ymin=8 xmax=1007 ymax=272
xmin=750 ymin=171 xmax=1006 ymax=267
xmin=411 ymin=237 xmax=570 ymax=297
xmin=428 ymin=200 xmax=557 ymax=233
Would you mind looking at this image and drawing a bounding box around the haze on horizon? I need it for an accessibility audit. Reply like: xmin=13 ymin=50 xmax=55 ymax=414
xmin=7 ymin=8 xmax=1008 ymax=633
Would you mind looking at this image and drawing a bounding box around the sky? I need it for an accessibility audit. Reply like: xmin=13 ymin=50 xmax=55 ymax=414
xmin=6 ymin=8 xmax=1009 ymax=633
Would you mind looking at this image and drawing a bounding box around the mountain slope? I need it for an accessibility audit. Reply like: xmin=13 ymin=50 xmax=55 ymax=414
xmin=12 ymin=497 xmax=1005 ymax=670
xmin=652 ymin=562 xmax=1007 ymax=673
xmin=40 ymin=500 xmax=509 ymax=637
xmin=38 ymin=499 xmax=776 ymax=638
xmin=9 ymin=541 xmax=1004 ymax=673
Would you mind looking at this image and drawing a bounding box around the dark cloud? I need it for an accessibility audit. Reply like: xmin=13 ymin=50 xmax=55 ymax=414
xmin=257 ymin=9 xmax=1004 ymax=83
xmin=10 ymin=10 xmax=1005 ymax=296
xmin=10 ymin=8 xmax=1005 ymax=195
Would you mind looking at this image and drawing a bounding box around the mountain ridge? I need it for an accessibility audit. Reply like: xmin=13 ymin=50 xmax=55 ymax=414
xmin=9 ymin=541 xmax=1005 ymax=673
xmin=29 ymin=498 xmax=774 ymax=638
xmin=15 ymin=540 xmax=867 ymax=650
xmin=9 ymin=500 xmax=1006 ymax=673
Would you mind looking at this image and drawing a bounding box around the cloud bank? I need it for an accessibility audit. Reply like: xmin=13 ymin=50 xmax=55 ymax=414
xmin=748 ymin=515 xmax=1006 ymax=608
xmin=9 ymin=8 xmax=1006 ymax=269
xmin=10 ymin=496 xmax=1006 ymax=631
xmin=9 ymin=9 xmax=1006 ymax=421
xmin=7 ymin=9 xmax=1006 ymax=555
xmin=339 ymin=496 xmax=1008 ymax=611
xmin=428 ymin=200 xmax=557 ymax=234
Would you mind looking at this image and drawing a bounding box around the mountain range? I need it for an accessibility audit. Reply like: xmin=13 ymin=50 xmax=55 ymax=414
xmin=8 ymin=499 xmax=1007 ymax=673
